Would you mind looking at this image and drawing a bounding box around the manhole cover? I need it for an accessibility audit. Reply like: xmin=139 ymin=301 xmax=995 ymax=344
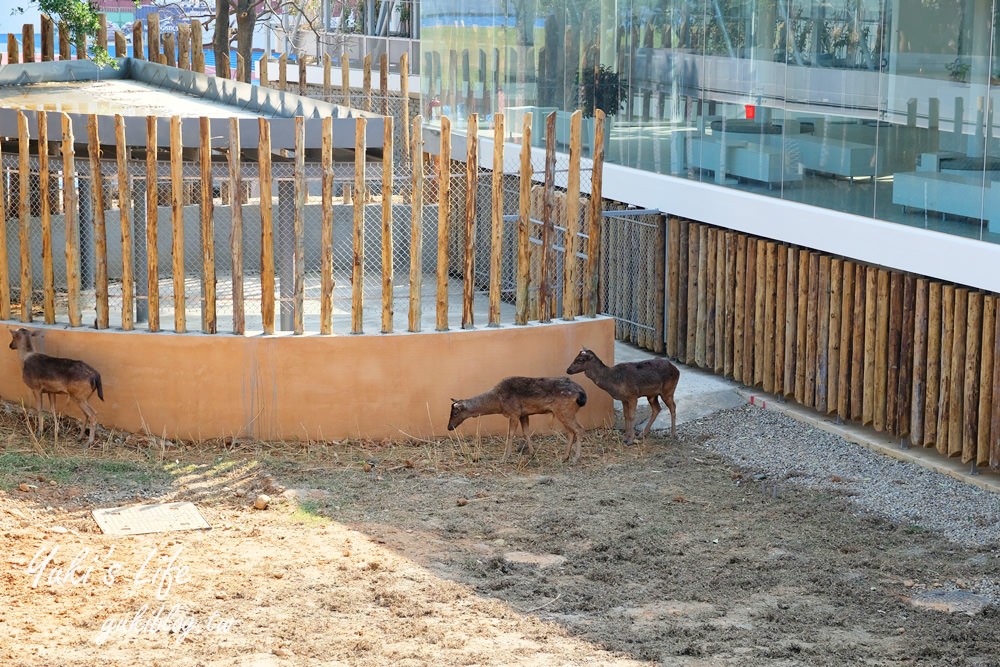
xmin=92 ymin=502 xmax=211 ymax=536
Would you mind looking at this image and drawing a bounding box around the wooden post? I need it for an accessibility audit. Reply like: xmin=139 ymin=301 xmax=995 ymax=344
xmin=924 ymin=281 xmax=942 ymax=447
xmin=948 ymin=287 xmax=968 ymax=456
xmin=199 ymin=117 xmax=216 ymax=333
xmin=114 ymin=116 xmax=134 ymax=330
xmin=292 ymin=116 xmax=305 ymax=335
xmin=86 ymin=116 xmax=110 ymax=329
xmin=515 ymin=113 xmax=532 ymax=325
xmin=694 ymin=226 xmax=708 ymax=366
xmin=837 ymin=261 xmax=854 ymax=421
xmin=936 ymin=285 xmax=955 ymax=454
xmin=170 ymin=116 xmax=186 ymax=333
xmin=323 ymin=53 xmax=332 ymax=98
xmin=991 ymin=298 xmax=1000 ymax=466
xmin=37 ymin=112 xmax=55 ymax=324
xmin=132 ymin=20 xmax=144 ymax=60
xmin=258 ymin=53 xmax=268 ymax=87
xmin=341 ymin=51 xmax=351 ymax=107
xmin=148 ymin=12 xmax=161 ymax=64
xmin=320 ymin=116 xmax=334 ymax=335
xmin=666 ymin=217 xmax=680 ymax=356
xmin=298 ymin=55 xmax=307 ymax=95
xmin=352 ymin=117 xmax=367 ymax=334
xmin=408 ymin=115 xmax=424 ymax=332
xmin=794 ymin=250 xmax=810 ymax=402
xmin=228 ymin=118 xmax=244 ymax=335
xmin=763 ymin=242 xmax=778 ymax=393
xmin=40 ymin=15 xmax=53 ymax=61
xmin=22 ymin=24 xmax=34 ymax=63
xmin=191 ymin=20 xmax=204 ymax=73
xmin=540 ymin=111 xmax=556 ymax=323
xmin=163 ymin=33 xmax=176 ymax=68
xmin=562 ymin=110 xmax=583 ymax=320
xmin=401 ymin=52 xmax=410 ymax=163
xmin=8 ymin=34 xmax=19 ymax=65
xmin=97 ymin=14 xmax=107 ymax=56
xmin=0 ymin=139 xmax=7 ymax=321
xmin=978 ymin=295 xmax=995 ymax=465
xmin=910 ymin=278 xmax=929 ymax=447
xmin=61 ymin=114 xmax=81 ymax=327
xmin=60 ymin=22 xmax=72 ymax=61
xmin=177 ymin=24 xmax=191 ymax=69
xmin=17 ymin=112 xmax=31 ymax=322
xmin=962 ymin=292 xmax=982 ymax=461
xmin=380 ymin=53 xmax=389 ymax=116
xmin=488 ymin=114 xmax=505 ymax=326
xmin=782 ymin=246 xmax=797 ymax=396
xmin=436 ymin=117 xmax=452 ymax=331
xmin=259 ymin=119 xmax=275 ymax=335
xmin=145 ymin=116 xmax=159 ymax=331
xmin=381 ymin=116 xmax=394 ymax=334
xmin=278 ymin=54 xmax=288 ymax=90
xmin=114 ymin=31 xmax=126 ymax=60
xmin=461 ymin=113 xmax=478 ymax=329
xmin=584 ymin=110 xmax=605 ymax=317
xmin=363 ymin=54 xmax=373 ymax=112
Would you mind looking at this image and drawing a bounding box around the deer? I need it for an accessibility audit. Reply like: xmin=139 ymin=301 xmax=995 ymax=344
xmin=448 ymin=376 xmax=588 ymax=464
xmin=8 ymin=328 xmax=104 ymax=446
xmin=566 ymin=347 xmax=679 ymax=445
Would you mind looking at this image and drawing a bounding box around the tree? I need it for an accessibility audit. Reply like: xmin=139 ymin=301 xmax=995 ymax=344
xmin=17 ymin=0 xmax=121 ymax=67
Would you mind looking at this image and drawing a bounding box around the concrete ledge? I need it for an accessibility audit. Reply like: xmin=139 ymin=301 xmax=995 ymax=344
xmin=0 ymin=318 xmax=616 ymax=442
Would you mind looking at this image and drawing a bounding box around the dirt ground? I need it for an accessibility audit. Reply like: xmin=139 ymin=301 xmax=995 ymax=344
xmin=2 ymin=403 xmax=1000 ymax=667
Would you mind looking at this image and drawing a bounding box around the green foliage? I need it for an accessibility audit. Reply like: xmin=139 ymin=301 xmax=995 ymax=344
xmin=21 ymin=0 xmax=135 ymax=68
xmin=578 ymin=64 xmax=624 ymax=118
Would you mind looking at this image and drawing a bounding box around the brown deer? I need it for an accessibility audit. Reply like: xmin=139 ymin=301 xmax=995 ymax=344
xmin=566 ymin=348 xmax=679 ymax=444
xmin=448 ymin=376 xmax=588 ymax=463
xmin=8 ymin=328 xmax=105 ymax=446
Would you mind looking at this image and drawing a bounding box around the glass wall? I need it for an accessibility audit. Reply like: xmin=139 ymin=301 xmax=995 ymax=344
xmin=419 ymin=0 xmax=1000 ymax=244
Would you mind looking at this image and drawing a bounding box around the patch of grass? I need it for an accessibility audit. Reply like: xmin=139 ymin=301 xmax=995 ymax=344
xmin=0 ymin=450 xmax=167 ymax=490
xmin=291 ymin=499 xmax=332 ymax=525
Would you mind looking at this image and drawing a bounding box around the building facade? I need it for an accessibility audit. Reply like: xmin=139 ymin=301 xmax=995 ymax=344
xmin=418 ymin=0 xmax=1000 ymax=294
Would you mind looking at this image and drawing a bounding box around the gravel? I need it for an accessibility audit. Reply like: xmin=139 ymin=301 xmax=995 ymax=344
xmin=680 ymin=404 xmax=1000 ymax=601
xmin=683 ymin=404 xmax=1000 ymax=548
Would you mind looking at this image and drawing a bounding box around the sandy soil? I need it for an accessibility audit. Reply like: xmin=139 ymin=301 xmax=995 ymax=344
xmin=2 ymin=405 xmax=1000 ymax=667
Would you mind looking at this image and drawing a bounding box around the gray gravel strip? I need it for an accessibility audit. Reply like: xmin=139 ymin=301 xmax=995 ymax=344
xmin=680 ymin=404 xmax=1000 ymax=549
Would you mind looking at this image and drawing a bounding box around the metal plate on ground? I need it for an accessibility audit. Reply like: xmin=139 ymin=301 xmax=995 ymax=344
xmin=92 ymin=502 xmax=211 ymax=536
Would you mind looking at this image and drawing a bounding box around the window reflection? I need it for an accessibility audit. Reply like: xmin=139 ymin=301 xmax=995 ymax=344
xmin=420 ymin=0 xmax=1000 ymax=244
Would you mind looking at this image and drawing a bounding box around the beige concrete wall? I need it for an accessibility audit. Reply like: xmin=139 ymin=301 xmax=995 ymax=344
xmin=0 ymin=318 xmax=615 ymax=443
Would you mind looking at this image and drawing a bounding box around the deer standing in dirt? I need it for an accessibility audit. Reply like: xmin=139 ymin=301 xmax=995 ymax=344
xmin=566 ymin=348 xmax=679 ymax=444
xmin=8 ymin=328 xmax=105 ymax=446
xmin=448 ymin=376 xmax=588 ymax=463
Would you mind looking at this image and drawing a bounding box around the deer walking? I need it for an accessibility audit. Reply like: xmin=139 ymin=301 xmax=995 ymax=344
xmin=448 ymin=376 xmax=588 ymax=463
xmin=8 ymin=328 xmax=105 ymax=446
xmin=567 ymin=348 xmax=679 ymax=444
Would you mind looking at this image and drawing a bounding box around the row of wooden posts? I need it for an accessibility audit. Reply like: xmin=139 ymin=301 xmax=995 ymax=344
xmin=0 ymin=107 xmax=605 ymax=335
xmin=665 ymin=218 xmax=1000 ymax=469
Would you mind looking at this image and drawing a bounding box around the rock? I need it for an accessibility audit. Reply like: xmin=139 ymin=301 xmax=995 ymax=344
xmin=456 ymin=497 xmax=468 ymax=507
xmin=254 ymin=494 xmax=271 ymax=510
xmin=503 ymin=551 xmax=568 ymax=568
xmin=273 ymin=647 xmax=294 ymax=657
xmin=906 ymin=590 xmax=992 ymax=615
xmin=18 ymin=483 xmax=31 ymax=493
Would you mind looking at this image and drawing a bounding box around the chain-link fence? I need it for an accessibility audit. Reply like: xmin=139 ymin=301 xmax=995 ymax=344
xmin=1 ymin=115 xmax=601 ymax=336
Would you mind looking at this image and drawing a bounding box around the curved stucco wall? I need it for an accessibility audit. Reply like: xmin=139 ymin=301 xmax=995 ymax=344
xmin=0 ymin=318 xmax=616 ymax=442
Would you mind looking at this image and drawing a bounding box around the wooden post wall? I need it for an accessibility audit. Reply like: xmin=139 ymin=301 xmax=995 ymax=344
xmin=170 ymin=116 xmax=186 ymax=333
xmin=88 ymin=114 xmax=110 ymax=329
xmin=381 ymin=116 xmax=394 ymax=334
xmin=461 ymin=114 xmax=478 ymax=329
xmin=515 ymin=113 xmax=532 ymax=325
xmin=408 ymin=115 xmax=424 ymax=333
xmin=320 ymin=116 xmax=334 ymax=335
xmin=435 ymin=117 xmax=451 ymax=331
xmin=351 ymin=116 xmax=367 ymax=334
xmin=259 ymin=118 xmax=275 ymax=335
xmin=38 ymin=111 xmax=55 ymax=324
xmin=229 ymin=117 xmax=245 ymax=335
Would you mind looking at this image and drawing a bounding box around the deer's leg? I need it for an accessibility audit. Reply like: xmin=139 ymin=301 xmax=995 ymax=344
xmin=503 ymin=416 xmax=518 ymax=461
xmin=622 ymin=398 xmax=637 ymax=444
xmin=666 ymin=394 xmax=678 ymax=437
xmin=639 ymin=395 xmax=661 ymax=440
xmin=32 ymin=390 xmax=44 ymax=438
xmin=557 ymin=412 xmax=585 ymax=464
xmin=519 ymin=415 xmax=534 ymax=456
xmin=76 ymin=398 xmax=98 ymax=447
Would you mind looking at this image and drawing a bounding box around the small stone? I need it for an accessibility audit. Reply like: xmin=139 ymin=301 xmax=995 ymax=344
xmin=903 ymin=579 xmax=916 ymax=588
xmin=273 ymin=647 xmax=294 ymax=657
xmin=456 ymin=497 xmax=468 ymax=507
xmin=254 ymin=494 xmax=271 ymax=510
xmin=18 ymin=483 xmax=31 ymax=493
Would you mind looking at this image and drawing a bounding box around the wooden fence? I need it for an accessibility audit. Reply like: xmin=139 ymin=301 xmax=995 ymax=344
xmin=0 ymin=107 xmax=605 ymax=335
xmin=664 ymin=218 xmax=1000 ymax=470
